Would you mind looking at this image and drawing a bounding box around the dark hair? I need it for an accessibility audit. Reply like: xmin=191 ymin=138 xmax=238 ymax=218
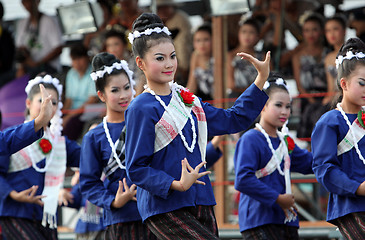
xmin=331 ymin=38 xmax=365 ymax=106
xmin=91 ymin=52 xmax=129 ymax=92
xmin=326 ymin=14 xmax=347 ymax=30
xmin=302 ymin=12 xmax=324 ymax=30
xmin=105 ymin=27 xmax=127 ymax=45
xmin=0 ymin=1 xmax=4 ymax=20
xmin=70 ymin=43 xmax=89 ymax=59
xmin=239 ymin=17 xmax=260 ymax=35
xmin=337 ymin=38 xmax=365 ymax=83
xmin=194 ymin=23 xmax=212 ymax=36
xmin=263 ymin=72 xmax=289 ymax=97
xmin=131 ymin=13 xmax=173 ymax=58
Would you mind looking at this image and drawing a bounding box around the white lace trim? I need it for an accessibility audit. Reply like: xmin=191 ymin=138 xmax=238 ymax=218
xmin=128 ymin=26 xmax=171 ymax=44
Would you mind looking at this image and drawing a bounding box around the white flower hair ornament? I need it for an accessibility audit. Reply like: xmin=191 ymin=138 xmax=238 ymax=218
xmin=335 ymin=51 xmax=365 ymax=69
xmin=128 ymin=26 xmax=171 ymax=44
xmin=90 ymin=60 xmax=136 ymax=97
xmin=263 ymin=78 xmax=288 ymax=90
xmin=25 ymin=75 xmax=63 ymax=137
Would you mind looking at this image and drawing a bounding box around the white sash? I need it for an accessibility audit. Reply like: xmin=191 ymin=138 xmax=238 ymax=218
xmin=9 ymin=131 xmax=67 ymax=229
xmin=154 ymin=95 xmax=207 ymax=162
xmin=255 ymin=133 xmax=295 ymax=223
xmin=337 ymin=119 xmax=365 ymax=156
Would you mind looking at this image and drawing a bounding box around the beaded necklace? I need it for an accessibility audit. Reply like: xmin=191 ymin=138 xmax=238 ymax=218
xmin=145 ymin=83 xmax=197 ymax=153
xmin=103 ymin=116 xmax=126 ymax=169
xmin=336 ymin=103 xmax=365 ymax=164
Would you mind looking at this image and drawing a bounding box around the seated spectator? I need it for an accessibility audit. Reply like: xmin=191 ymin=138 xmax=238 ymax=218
xmin=226 ymin=16 xmax=264 ymax=98
xmin=292 ymin=12 xmax=330 ymax=139
xmin=186 ymin=23 xmax=214 ymax=101
xmin=0 ymin=1 xmax=15 ymax=88
xmin=117 ymin=0 xmax=143 ymax=30
xmin=62 ymin=44 xmax=99 ymax=141
xmin=15 ymin=0 xmax=63 ymax=79
xmin=324 ymin=14 xmax=347 ymax=105
xmin=157 ymin=0 xmax=193 ymax=86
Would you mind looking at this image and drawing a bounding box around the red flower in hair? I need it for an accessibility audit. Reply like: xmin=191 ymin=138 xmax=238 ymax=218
xmin=177 ymin=89 xmax=195 ymax=107
xmin=39 ymin=138 xmax=52 ymax=154
xmin=284 ymin=136 xmax=295 ymax=154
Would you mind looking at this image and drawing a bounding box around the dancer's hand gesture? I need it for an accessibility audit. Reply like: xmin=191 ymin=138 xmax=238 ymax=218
xmin=111 ymin=178 xmax=137 ymax=208
xmin=276 ymin=193 xmax=298 ymax=219
xmin=171 ymin=158 xmax=211 ymax=192
xmin=9 ymin=185 xmax=45 ymax=206
xmin=34 ymin=84 xmax=53 ymax=132
xmin=236 ymin=51 xmax=271 ymax=90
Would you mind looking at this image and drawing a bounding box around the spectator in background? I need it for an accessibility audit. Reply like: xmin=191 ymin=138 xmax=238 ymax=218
xmin=84 ymin=0 xmax=118 ymax=55
xmin=63 ymin=44 xmax=99 ymax=141
xmin=118 ymin=0 xmax=143 ymax=30
xmin=104 ymin=26 xmax=145 ymax=95
xmin=157 ymin=0 xmax=193 ymax=86
xmin=348 ymin=8 xmax=365 ymax=43
xmin=324 ymin=14 xmax=347 ymax=105
xmin=226 ymin=16 xmax=264 ymax=99
xmin=15 ymin=0 xmax=63 ymax=79
xmin=0 ymin=1 xmax=15 ymax=88
xmin=186 ymin=23 xmax=214 ymax=101
xmin=292 ymin=12 xmax=329 ymax=139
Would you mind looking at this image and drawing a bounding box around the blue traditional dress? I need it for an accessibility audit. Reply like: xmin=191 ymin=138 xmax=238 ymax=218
xmin=79 ymin=121 xmax=141 ymax=226
xmin=0 ymin=127 xmax=80 ymax=238
xmin=234 ymin=129 xmax=313 ymax=232
xmin=125 ymin=83 xmax=268 ymax=222
xmin=67 ymin=184 xmax=105 ymax=235
xmin=312 ymin=110 xmax=365 ymax=223
xmin=0 ymin=119 xmax=43 ymax=156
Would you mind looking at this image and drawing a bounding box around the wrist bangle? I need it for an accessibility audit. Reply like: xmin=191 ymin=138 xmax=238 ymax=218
xmin=179 ymin=182 xmax=185 ymax=192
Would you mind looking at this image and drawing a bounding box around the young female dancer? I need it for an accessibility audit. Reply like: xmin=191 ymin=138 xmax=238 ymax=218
xmin=0 ymin=84 xmax=53 ymax=156
xmin=312 ymin=38 xmax=365 ymax=239
xmin=79 ymin=52 xmax=157 ymax=240
xmin=0 ymin=74 xmax=80 ymax=240
xmin=234 ymin=75 xmax=313 ymax=239
xmin=124 ymin=13 xmax=270 ymax=239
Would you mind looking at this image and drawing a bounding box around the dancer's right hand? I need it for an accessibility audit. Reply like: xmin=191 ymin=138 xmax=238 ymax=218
xmin=9 ymin=185 xmax=45 ymax=206
xmin=276 ymin=193 xmax=298 ymax=219
xmin=171 ymin=158 xmax=211 ymax=192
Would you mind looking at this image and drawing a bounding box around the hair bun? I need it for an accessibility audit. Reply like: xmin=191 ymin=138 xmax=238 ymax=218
xmin=91 ymin=52 xmax=119 ymax=71
xmin=132 ymin=13 xmax=164 ymax=32
xmin=338 ymin=38 xmax=365 ymax=57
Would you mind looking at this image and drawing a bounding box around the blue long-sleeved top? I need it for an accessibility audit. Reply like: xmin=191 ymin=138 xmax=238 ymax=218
xmin=0 ymin=136 xmax=80 ymax=221
xmin=125 ymin=83 xmax=268 ymax=221
xmin=79 ymin=122 xmax=142 ymax=226
xmin=234 ymin=129 xmax=313 ymax=232
xmin=66 ymin=184 xmax=105 ymax=233
xmin=0 ymin=120 xmax=43 ymax=156
xmin=312 ymin=110 xmax=365 ymax=223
